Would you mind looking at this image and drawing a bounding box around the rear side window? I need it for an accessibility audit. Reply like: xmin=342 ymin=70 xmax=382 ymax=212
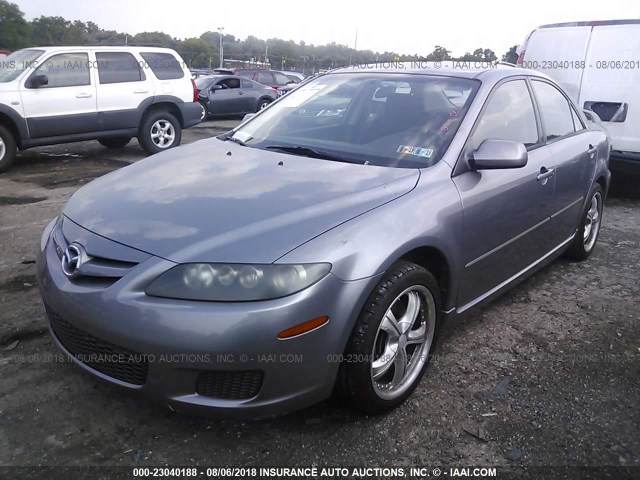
xmin=96 ymin=52 xmax=144 ymax=84
xmin=531 ymin=80 xmax=575 ymax=140
xmin=140 ymin=52 xmax=184 ymax=80
xmin=470 ymin=80 xmax=538 ymax=150
xmin=29 ymin=52 xmax=90 ymax=88
xmin=257 ymin=72 xmax=273 ymax=84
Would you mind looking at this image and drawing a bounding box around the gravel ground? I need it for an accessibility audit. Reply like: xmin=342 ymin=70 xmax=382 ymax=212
xmin=0 ymin=122 xmax=638 ymax=470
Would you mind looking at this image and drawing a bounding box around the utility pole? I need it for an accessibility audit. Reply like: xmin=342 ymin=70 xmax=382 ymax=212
xmin=218 ymin=27 xmax=224 ymax=68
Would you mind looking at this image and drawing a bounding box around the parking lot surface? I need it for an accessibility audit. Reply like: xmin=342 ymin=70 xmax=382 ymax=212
xmin=0 ymin=120 xmax=638 ymax=467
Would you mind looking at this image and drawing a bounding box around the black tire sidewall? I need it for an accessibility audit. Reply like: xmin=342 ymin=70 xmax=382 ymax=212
xmin=341 ymin=262 xmax=442 ymax=414
xmin=0 ymin=124 xmax=17 ymax=173
xmin=138 ymin=111 xmax=182 ymax=155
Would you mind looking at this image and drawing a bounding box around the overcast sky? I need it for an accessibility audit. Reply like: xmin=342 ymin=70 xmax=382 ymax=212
xmin=14 ymin=0 xmax=640 ymax=57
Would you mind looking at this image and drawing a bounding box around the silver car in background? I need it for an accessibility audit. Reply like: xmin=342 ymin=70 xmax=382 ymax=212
xmin=37 ymin=64 xmax=610 ymax=418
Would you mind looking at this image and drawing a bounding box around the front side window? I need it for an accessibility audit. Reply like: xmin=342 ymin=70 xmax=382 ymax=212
xmin=230 ymin=73 xmax=479 ymax=168
xmin=0 ymin=49 xmax=44 ymax=83
xmin=28 ymin=52 xmax=90 ymax=88
xmin=218 ymin=78 xmax=240 ymax=89
xmin=96 ymin=52 xmax=144 ymax=84
xmin=140 ymin=52 xmax=184 ymax=80
xmin=531 ymin=80 xmax=575 ymax=140
xmin=469 ymin=80 xmax=538 ymax=151
xmin=571 ymin=106 xmax=586 ymax=131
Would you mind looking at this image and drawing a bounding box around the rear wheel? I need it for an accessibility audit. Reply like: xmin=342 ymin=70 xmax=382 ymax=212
xmin=0 ymin=124 xmax=17 ymax=173
xmin=98 ymin=137 xmax=131 ymax=149
xmin=138 ymin=111 xmax=182 ymax=155
xmin=256 ymin=98 xmax=272 ymax=112
xmin=564 ymin=184 xmax=604 ymax=261
xmin=337 ymin=261 xmax=441 ymax=414
xmin=199 ymin=101 xmax=208 ymax=121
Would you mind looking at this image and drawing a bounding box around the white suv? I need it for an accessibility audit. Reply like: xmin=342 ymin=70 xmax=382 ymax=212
xmin=0 ymin=46 xmax=202 ymax=172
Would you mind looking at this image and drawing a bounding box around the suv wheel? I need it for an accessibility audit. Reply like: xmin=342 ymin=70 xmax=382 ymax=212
xmin=138 ymin=111 xmax=182 ymax=155
xmin=98 ymin=137 xmax=132 ymax=149
xmin=0 ymin=124 xmax=17 ymax=173
xmin=337 ymin=261 xmax=441 ymax=414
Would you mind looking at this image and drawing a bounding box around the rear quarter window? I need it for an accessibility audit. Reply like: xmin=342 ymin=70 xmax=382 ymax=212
xmin=140 ymin=52 xmax=184 ymax=80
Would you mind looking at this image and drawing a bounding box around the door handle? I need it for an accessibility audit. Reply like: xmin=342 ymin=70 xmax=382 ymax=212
xmin=134 ymin=89 xmax=149 ymax=94
xmin=75 ymin=93 xmax=92 ymax=98
xmin=587 ymin=144 xmax=598 ymax=158
xmin=537 ymin=167 xmax=555 ymax=182
xmin=238 ymin=91 xmax=244 ymax=95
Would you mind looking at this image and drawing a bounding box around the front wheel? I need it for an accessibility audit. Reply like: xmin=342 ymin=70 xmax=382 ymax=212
xmin=138 ymin=111 xmax=182 ymax=155
xmin=564 ymin=184 xmax=604 ymax=261
xmin=337 ymin=261 xmax=441 ymax=414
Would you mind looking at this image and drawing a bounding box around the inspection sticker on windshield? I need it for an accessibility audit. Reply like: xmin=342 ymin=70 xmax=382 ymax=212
xmin=397 ymin=145 xmax=434 ymax=158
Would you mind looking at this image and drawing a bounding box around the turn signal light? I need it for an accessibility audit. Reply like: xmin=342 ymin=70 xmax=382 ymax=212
xmin=277 ymin=316 xmax=329 ymax=339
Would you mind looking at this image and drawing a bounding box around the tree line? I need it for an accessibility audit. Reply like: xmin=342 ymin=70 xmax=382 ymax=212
xmin=0 ymin=0 xmax=519 ymax=73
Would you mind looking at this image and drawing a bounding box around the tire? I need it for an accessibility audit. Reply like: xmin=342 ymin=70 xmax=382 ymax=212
xmin=199 ymin=101 xmax=208 ymax=121
xmin=564 ymin=184 xmax=604 ymax=261
xmin=138 ymin=111 xmax=182 ymax=155
xmin=98 ymin=137 xmax=131 ymax=149
xmin=256 ymin=98 xmax=272 ymax=112
xmin=337 ymin=261 xmax=442 ymax=415
xmin=0 ymin=124 xmax=18 ymax=173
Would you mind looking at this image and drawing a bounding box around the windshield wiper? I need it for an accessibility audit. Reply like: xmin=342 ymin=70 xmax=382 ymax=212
xmin=265 ymin=145 xmax=362 ymax=164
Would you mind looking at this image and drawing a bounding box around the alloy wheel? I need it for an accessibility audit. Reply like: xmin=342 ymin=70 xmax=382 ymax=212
xmin=371 ymin=285 xmax=436 ymax=400
xmin=150 ymin=120 xmax=176 ymax=149
xmin=583 ymin=191 xmax=603 ymax=252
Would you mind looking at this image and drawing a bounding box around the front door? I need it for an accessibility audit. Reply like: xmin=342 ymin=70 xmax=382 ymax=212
xmin=20 ymin=51 xmax=97 ymax=138
xmin=453 ymin=79 xmax=557 ymax=310
xmin=210 ymin=77 xmax=245 ymax=115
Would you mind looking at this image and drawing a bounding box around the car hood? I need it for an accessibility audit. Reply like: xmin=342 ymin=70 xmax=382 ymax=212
xmin=63 ymin=138 xmax=419 ymax=263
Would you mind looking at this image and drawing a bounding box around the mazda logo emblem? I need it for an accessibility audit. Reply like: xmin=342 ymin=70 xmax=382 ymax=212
xmin=61 ymin=243 xmax=86 ymax=277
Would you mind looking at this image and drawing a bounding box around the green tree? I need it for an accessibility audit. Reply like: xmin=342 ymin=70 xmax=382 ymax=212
xmin=502 ymin=45 xmax=519 ymax=64
xmin=176 ymin=38 xmax=212 ymax=68
xmin=426 ymin=45 xmax=452 ymax=61
xmin=0 ymin=0 xmax=31 ymax=50
xmin=131 ymin=31 xmax=176 ymax=47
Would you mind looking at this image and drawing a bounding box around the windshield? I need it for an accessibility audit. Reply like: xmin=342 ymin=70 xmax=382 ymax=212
xmin=0 ymin=49 xmax=45 ymax=83
xmin=230 ymin=73 xmax=479 ymax=168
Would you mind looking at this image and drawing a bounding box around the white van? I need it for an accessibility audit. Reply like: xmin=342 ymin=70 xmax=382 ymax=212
xmin=517 ymin=20 xmax=640 ymax=174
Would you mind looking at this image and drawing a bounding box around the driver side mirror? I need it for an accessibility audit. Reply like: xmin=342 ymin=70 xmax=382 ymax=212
xmin=28 ymin=74 xmax=48 ymax=88
xmin=211 ymin=84 xmax=223 ymax=92
xmin=470 ymin=139 xmax=528 ymax=170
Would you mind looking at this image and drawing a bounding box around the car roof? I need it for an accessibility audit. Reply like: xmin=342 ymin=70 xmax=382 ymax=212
xmin=20 ymin=46 xmax=181 ymax=54
xmin=332 ymin=61 xmax=551 ymax=82
xmin=538 ymin=18 xmax=640 ymax=29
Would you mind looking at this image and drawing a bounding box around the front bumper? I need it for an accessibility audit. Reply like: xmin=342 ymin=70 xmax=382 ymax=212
xmin=36 ymin=218 xmax=378 ymax=418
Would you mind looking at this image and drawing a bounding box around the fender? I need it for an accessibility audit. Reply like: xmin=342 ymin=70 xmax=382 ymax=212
xmin=0 ymin=103 xmax=29 ymax=145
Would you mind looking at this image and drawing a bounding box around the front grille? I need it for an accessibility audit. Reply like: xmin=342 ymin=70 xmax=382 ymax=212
xmin=196 ymin=370 xmax=263 ymax=400
xmin=47 ymin=308 xmax=148 ymax=385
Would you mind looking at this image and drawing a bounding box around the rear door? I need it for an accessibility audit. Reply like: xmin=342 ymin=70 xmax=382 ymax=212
xmin=94 ymin=51 xmax=152 ymax=131
xmin=530 ymin=79 xmax=598 ymax=242
xmin=453 ymin=79 xmax=556 ymax=310
xmin=20 ymin=51 xmax=98 ymax=138
xmin=140 ymin=51 xmax=189 ymax=99
xmin=580 ymin=24 xmax=640 ymax=154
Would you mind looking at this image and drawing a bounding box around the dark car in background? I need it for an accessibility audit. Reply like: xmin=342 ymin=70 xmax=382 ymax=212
xmin=196 ymin=75 xmax=276 ymax=119
xmin=234 ymin=69 xmax=294 ymax=90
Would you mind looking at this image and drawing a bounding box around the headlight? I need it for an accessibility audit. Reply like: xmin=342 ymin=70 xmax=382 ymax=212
xmin=145 ymin=263 xmax=331 ymax=302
